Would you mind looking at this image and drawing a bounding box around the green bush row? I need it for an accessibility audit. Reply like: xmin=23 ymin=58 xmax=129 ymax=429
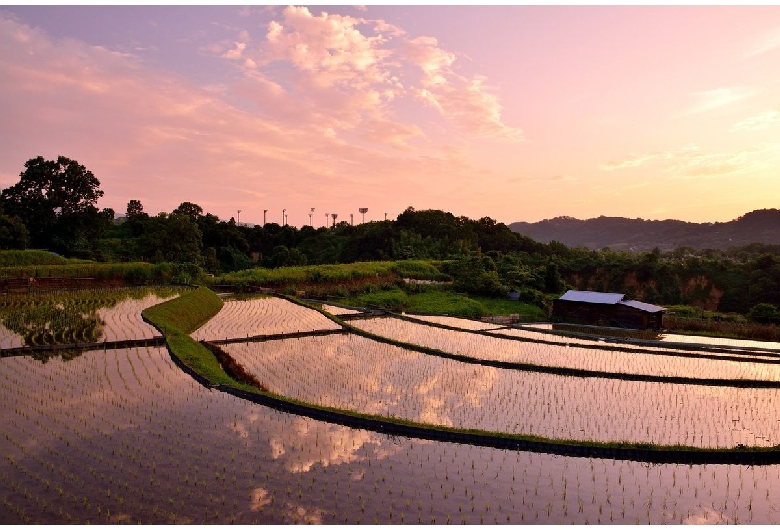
xmin=0 ymin=261 xmax=201 ymax=285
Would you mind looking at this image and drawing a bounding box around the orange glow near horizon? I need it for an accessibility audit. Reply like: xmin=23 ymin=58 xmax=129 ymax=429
xmin=0 ymin=6 xmax=779 ymax=226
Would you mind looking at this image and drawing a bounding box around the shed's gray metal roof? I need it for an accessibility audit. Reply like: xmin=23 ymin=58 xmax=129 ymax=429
xmin=558 ymin=290 xmax=625 ymax=305
xmin=618 ymin=300 xmax=666 ymax=313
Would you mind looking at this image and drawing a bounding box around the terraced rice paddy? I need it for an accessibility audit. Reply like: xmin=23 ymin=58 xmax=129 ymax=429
xmin=320 ymin=304 xmax=365 ymax=316
xmin=401 ymin=314 xmax=505 ymax=331
xmin=524 ymin=323 xmax=780 ymax=351
xmin=0 ymin=288 xmax=182 ymax=349
xmin=3 ymin=290 xmax=780 ymax=523
xmin=191 ymin=296 xmax=340 ymax=341
xmin=225 ymin=333 xmax=780 ymax=447
xmin=352 ymin=317 xmax=780 ymax=382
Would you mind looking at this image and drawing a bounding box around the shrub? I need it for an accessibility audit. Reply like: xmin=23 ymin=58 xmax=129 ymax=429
xmin=747 ymin=303 xmax=780 ymax=324
xmin=355 ymin=287 xmax=408 ymax=312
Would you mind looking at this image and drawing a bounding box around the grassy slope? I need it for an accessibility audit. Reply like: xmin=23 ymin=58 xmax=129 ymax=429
xmin=142 ymin=286 xmax=236 ymax=386
xmin=469 ymin=295 xmax=547 ymax=320
xmin=344 ymin=287 xmax=546 ymax=321
xmin=0 ymin=250 xmax=74 ymax=267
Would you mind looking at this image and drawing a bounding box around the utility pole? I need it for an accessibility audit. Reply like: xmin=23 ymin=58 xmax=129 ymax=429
xmin=384 ymin=212 xmax=387 ymax=221
xmin=282 ymin=208 xmax=286 ymax=226
xmin=263 ymin=209 xmax=267 ymax=226
xmin=237 ymin=210 xmax=241 ymax=227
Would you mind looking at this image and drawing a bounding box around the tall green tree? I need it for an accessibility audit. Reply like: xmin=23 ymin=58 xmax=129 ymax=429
xmin=137 ymin=213 xmax=202 ymax=264
xmin=173 ymin=201 xmax=204 ymax=222
xmin=1 ymin=156 xmax=104 ymax=249
xmin=0 ymin=214 xmax=29 ymax=250
xmin=126 ymin=199 xmax=147 ymax=219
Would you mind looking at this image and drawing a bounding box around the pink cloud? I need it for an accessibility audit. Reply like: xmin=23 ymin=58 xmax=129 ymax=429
xmin=600 ymin=143 xmax=778 ymax=179
xmin=732 ymin=109 xmax=780 ymax=132
xmin=214 ymin=6 xmax=522 ymax=142
xmin=0 ymin=13 xmax=499 ymax=224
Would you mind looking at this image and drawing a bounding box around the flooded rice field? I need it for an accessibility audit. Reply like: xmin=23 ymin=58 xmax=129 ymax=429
xmin=354 ymin=317 xmax=780 ymax=382
xmin=524 ymin=322 xmax=780 ymax=351
xmin=401 ymin=314 xmax=505 ymax=331
xmin=226 ymin=333 xmax=780 ymax=447
xmin=2 ymin=291 xmax=780 ymax=523
xmin=320 ymin=304 xmax=365 ymax=316
xmin=0 ymin=287 xmax=181 ymax=348
xmin=191 ymin=297 xmax=340 ymax=341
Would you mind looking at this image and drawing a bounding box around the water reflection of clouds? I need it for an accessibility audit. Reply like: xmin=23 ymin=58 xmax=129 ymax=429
xmin=192 ymin=297 xmax=339 ymax=341
xmin=283 ymin=503 xmax=325 ymax=524
xmin=682 ymin=506 xmax=730 ymax=524
xmin=361 ymin=318 xmax=780 ymax=382
xmin=250 ymin=487 xmax=272 ymax=511
xmin=4 ymin=330 xmax=780 ymax=524
xmin=267 ymin=416 xmax=395 ymax=473
xmin=229 ymin=335 xmax=780 ymax=447
xmin=230 ymin=410 xmax=263 ymax=439
xmin=97 ymin=293 xmax=175 ymax=341
xmin=229 ymin=335 xmax=501 ymax=433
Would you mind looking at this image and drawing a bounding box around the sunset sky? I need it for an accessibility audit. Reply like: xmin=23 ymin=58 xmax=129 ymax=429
xmin=1 ymin=5 xmax=779 ymax=227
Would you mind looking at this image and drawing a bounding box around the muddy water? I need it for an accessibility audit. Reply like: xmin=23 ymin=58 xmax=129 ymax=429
xmin=1 ymin=345 xmax=779 ymax=524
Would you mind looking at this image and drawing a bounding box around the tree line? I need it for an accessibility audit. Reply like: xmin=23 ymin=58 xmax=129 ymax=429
xmin=2 ymin=155 xmax=780 ymax=320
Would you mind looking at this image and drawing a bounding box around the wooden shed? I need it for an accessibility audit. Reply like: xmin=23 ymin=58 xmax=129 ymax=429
xmin=551 ymin=290 xmax=666 ymax=330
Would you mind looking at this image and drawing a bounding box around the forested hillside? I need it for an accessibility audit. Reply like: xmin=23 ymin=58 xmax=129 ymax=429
xmin=509 ymin=209 xmax=780 ymax=252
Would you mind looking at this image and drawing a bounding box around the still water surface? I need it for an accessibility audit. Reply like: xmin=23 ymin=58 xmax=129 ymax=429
xmin=1 ymin=345 xmax=779 ymax=524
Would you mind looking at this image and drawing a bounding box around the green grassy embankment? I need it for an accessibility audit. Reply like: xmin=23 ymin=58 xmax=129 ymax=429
xmin=142 ymin=286 xmax=242 ymax=387
xmin=0 ymin=250 xmax=76 ymax=267
xmin=343 ymin=286 xmax=546 ymax=321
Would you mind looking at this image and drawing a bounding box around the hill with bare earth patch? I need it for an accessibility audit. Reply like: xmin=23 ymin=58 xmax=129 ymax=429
xmin=509 ymin=209 xmax=780 ymax=252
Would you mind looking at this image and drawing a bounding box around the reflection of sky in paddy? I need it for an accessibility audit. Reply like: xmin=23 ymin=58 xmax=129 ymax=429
xmin=354 ymin=317 xmax=780 ymax=381
xmin=400 ymin=314 xmax=502 ymax=330
xmin=521 ymin=322 xmax=780 ymax=351
xmin=2 ymin=347 xmax=780 ymax=523
xmin=96 ymin=293 xmax=177 ymax=341
xmin=226 ymin=334 xmax=780 ymax=448
xmin=320 ymin=304 xmax=364 ymax=316
xmin=0 ymin=320 xmax=22 ymax=348
xmin=191 ymin=297 xmax=340 ymax=341
xmin=0 ymin=290 xmax=177 ymax=347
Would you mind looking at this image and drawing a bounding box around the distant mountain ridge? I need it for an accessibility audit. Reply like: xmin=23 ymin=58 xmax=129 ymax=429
xmin=509 ymin=208 xmax=780 ymax=252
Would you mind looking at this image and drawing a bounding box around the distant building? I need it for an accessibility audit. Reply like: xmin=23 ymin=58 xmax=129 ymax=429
xmin=551 ymin=290 xmax=666 ymax=330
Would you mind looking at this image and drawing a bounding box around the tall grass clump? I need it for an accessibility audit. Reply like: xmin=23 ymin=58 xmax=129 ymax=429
xmin=353 ymin=287 xmax=410 ymax=312
xmin=209 ymin=262 xmax=396 ymax=287
xmin=392 ymin=260 xmax=451 ymax=281
xmin=404 ymin=290 xmax=487 ymax=319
